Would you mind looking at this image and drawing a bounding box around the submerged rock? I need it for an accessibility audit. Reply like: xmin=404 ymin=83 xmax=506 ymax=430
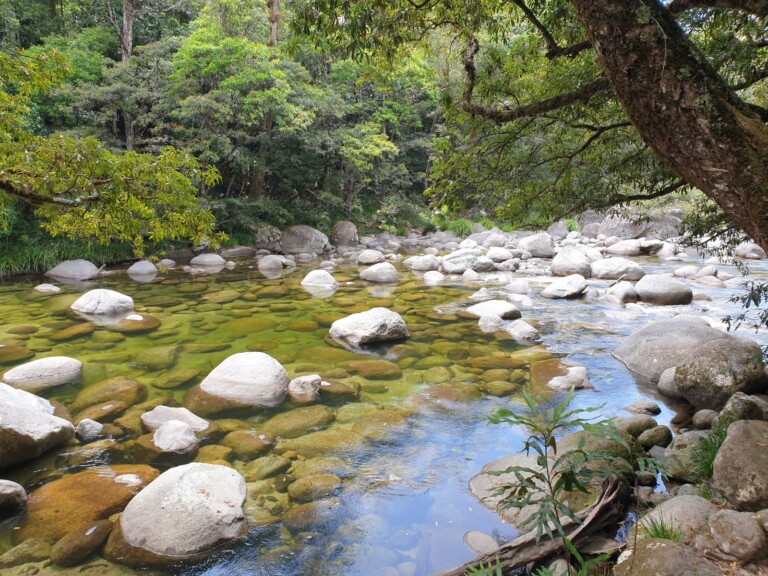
xmin=104 ymin=463 xmax=246 ymax=567
xmin=16 ymin=464 xmax=158 ymax=543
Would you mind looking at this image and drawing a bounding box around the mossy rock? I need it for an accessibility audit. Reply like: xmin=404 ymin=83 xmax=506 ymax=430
xmin=287 ymin=474 xmax=342 ymax=503
xmin=281 ymin=498 xmax=341 ymax=531
xmin=150 ymin=369 xmax=200 ymax=390
xmin=221 ymin=430 xmax=274 ymax=459
xmin=261 ymin=405 xmax=335 ymax=439
xmin=274 ymin=429 xmax=365 ymax=458
xmin=15 ymin=464 xmax=159 ymax=543
xmin=243 ymin=455 xmax=292 ymax=481
xmin=344 ymin=360 xmax=402 ymax=380
xmin=131 ymin=346 xmax=179 ymax=370
xmin=50 ymin=519 xmax=113 ymax=567
xmin=220 ymin=317 xmax=278 ymax=337
xmin=0 ymin=345 xmax=34 ymax=365
xmin=48 ymin=322 xmax=96 ymax=342
xmin=74 ymin=400 xmax=129 ymax=424
xmin=71 ymin=376 xmax=147 ymax=412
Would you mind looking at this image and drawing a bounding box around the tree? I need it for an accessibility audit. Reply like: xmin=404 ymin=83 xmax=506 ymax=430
xmin=0 ymin=48 xmax=223 ymax=254
xmin=294 ymin=0 xmax=768 ymax=250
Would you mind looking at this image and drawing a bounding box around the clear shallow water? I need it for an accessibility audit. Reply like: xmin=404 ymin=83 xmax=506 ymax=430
xmin=0 ymin=253 xmax=765 ymax=576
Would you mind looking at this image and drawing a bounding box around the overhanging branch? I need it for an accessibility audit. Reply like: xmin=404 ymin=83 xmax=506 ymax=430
xmin=668 ymin=0 xmax=768 ymax=17
xmin=462 ymin=38 xmax=610 ymax=123
xmin=508 ymin=0 xmax=592 ymax=59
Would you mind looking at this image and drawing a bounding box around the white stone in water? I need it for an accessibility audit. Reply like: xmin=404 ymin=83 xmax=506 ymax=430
xmin=548 ymin=366 xmax=592 ymax=391
xmin=301 ymin=269 xmax=339 ymax=289
xmin=34 ymin=283 xmax=61 ymax=294
xmin=141 ymin=405 xmax=210 ymax=433
xmin=466 ymin=300 xmax=521 ymax=320
xmin=153 ymin=420 xmax=198 ymax=454
xmin=125 ymin=314 xmax=143 ymax=321
xmin=71 ymin=288 xmax=134 ymax=316
xmin=423 ymin=271 xmax=444 ymax=286
xmin=505 ymin=319 xmax=540 ymax=343
xmin=462 ymin=269 xmax=480 ymax=281
xmin=115 ymin=474 xmax=143 ymax=487
xmin=190 ymin=253 xmax=226 ymax=267
xmin=288 ymin=374 xmax=322 ymax=404
xmin=478 ymin=315 xmax=504 ymax=333
xmin=2 ymin=356 xmax=83 ymax=393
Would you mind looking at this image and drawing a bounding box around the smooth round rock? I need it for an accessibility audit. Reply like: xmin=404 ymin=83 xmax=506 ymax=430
xmin=50 ymin=519 xmax=113 ymax=567
xmin=104 ymin=463 xmax=246 ymax=566
xmin=2 ymin=356 xmax=82 ymax=393
xmin=71 ymin=289 xmax=134 ymax=316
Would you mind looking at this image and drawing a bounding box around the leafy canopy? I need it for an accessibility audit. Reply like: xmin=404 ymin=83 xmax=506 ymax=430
xmin=0 ymin=47 xmax=224 ymax=254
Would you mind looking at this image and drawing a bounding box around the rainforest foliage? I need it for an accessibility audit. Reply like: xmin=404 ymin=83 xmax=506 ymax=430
xmin=0 ymin=0 xmax=766 ymax=262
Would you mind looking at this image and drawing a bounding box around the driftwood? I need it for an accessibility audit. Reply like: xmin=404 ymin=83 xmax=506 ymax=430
xmin=435 ymin=476 xmax=631 ymax=576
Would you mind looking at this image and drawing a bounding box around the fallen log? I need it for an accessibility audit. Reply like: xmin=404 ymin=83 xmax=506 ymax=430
xmin=434 ymin=475 xmax=631 ymax=576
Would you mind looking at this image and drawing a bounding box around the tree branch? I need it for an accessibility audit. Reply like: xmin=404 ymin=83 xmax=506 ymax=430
xmin=508 ymin=0 xmax=592 ymax=59
xmin=462 ymin=39 xmax=610 ymax=123
xmin=607 ymin=179 xmax=687 ymax=204
xmin=668 ymin=0 xmax=768 ymax=18
xmin=0 ymin=169 xmax=107 ymax=207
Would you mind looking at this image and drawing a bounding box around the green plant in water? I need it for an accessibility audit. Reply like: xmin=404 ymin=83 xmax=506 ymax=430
xmin=488 ymin=391 xmax=613 ymax=542
xmin=690 ymin=418 xmax=731 ymax=481
xmin=463 ymin=558 xmax=502 ymax=576
xmin=640 ymin=515 xmax=682 ymax=542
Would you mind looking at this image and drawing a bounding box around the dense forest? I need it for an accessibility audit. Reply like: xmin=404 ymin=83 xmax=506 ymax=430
xmin=0 ymin=0 xmax=766 ymax=271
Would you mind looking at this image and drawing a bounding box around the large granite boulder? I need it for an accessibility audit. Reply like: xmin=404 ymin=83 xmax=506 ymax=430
xmin=356 ymin=249 xmax=385 ymax=265
xmin=184 ymin=353 xmax=289 ymax=416
xmin=634 ymin=274 xmax=692 ymax=305
xmin=104 ymin=463 xmax=246 ymax=567
xmin=440 ymin=248 xmax=483 ymax=274
xmin=45 ymin=259 xmax=99 ymax=281
xmin=551 ymin=246 xmax=600 ymax=277
xmin=597 ymin=215 xmax=648 ymax=239
xmin=360 ymin=262 xmax=399 ymax=283
xmin=330 ymin=221 xmax=358 ymax=246
xmin=590 ymin=257 xmax=645 ymax=281
xmin=406 ymin=254 xmax=440 ymax=271
xmin=614 ymin=539 xmax=721 ymax=576
xmin=674 ymin=337 xmax=765 ymax=410
xmin=541 ymin=274 xmax=587 ymax=299
xmin=709 ymin=509 xmax=768 ymax=561
xmin=301 ymin=269 xmax=339 ymax=290
xmin=517 ymin=233 xmax=554 ymax=258
xmin=0 ymin=383 xmax=75 ymax=468
xmin=640 ymin=495 xmax=717 ymax=542
xmin=2 ymin=356 xmax=82 ymax=393
xmin=71 ymin=289 xmax=134 ymax=316
xmin=281 ymin=225 xmax=330 ymax=255
xmin=329 ymin=308 xmax=409 ymax=348
xmin=613 ymin=320 xmax=764 ymax=399
xmin=712 ymin=420 xmax=768 ymax=511
xmin=189 ymin=253 xmax=226 ymax=268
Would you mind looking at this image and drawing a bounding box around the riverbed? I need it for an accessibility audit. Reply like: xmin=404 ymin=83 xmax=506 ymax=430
xmin=0 ymin=250 xmax=765 ymax=575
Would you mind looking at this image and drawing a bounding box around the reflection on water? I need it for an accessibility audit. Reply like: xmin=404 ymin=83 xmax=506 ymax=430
xmin=0 ymin=254 xmax=765 ymax=575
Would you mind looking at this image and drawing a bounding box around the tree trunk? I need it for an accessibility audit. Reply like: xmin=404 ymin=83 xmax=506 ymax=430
xmin=267 ymin=0 xmax=279 ymax=47
xmin=120 ymin=0 xmax=134 ymax=62
xmin=570 ymin=0 xmax=768 ymax=251
xmin=248 ymin=115 xmax=274 ymax=199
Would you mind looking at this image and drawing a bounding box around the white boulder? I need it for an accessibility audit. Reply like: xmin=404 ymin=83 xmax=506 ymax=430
xmin=2 ymin=356 xmax=82 ymax=393
xmin=329 ymin=307 xmax=410 ymax=348
xmin=71 ymin=289 xmax=134 ymax=316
